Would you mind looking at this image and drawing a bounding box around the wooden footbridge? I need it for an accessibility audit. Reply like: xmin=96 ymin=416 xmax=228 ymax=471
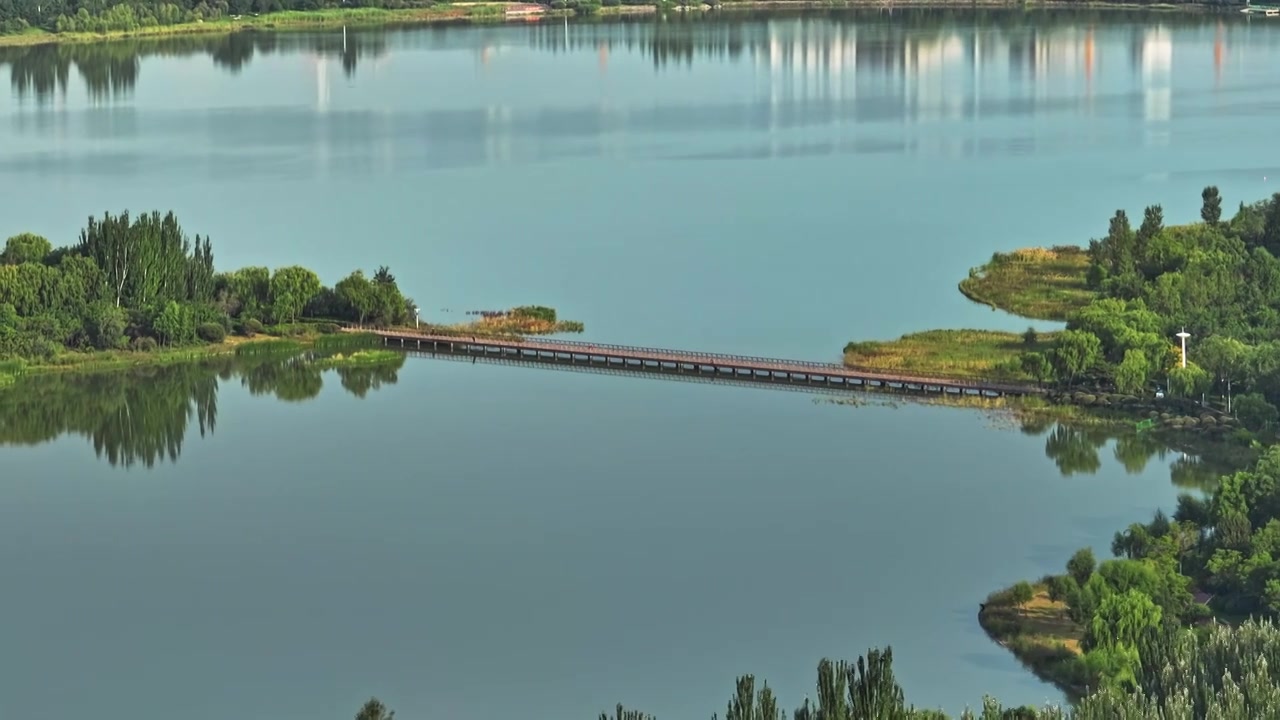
xmin=350 ymin=327 xmax=1042 ymax=398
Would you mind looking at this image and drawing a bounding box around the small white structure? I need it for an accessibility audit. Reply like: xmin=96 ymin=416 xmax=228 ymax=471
xmin=1176 ymin=328 xmax=1191 ymax=368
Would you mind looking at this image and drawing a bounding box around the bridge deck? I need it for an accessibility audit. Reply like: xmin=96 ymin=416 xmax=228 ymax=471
xmin=351 ymin=328 xmax=1042 ymax=397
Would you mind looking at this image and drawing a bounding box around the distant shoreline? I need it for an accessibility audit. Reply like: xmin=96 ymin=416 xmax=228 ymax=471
xmin=0 ymin=1 xmax=1240 ymax=49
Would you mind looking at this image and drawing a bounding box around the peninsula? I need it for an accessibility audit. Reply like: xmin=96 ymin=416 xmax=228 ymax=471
xmin=0 ymin=210 xmax=582 ymax=387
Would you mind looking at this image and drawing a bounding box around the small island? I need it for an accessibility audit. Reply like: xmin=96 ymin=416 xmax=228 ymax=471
xmin=0 ymin=210 xmax=583 ymax=387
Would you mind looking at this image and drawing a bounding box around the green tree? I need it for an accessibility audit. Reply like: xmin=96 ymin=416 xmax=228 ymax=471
xmin=1114 ymin=348 xmax=1149 ymax=395
xmin=78 ymin=211 xmax=201 ymax=308
xmin=1135 ymin=205 xmax=1163 ymax=261
xmin=1264 ymin=192 xmax=1280 ymax=256
xmin=84 ymin=300 xmax=126 ymax=350
xmin=268 ymin=265 xmax=322 ymax=324
xmin=336 ymin=270 xmax=376 ymax=325
xmin=1168 ymin=362 xmax=1212 ymax=401
xmin=152 ymin=300 xmax=193 ymax=346
xmin=849 ymin=647 xmax=909 ymax=719
xmin=228 ymin=266 xmax=271 ymax=320
xmin=1049 ymin=330 xmax=1102 ymax=387
xmin=1088 ymin=589 xmax=1163 ymax=650
xmin=1236 ymin=393 xmax=1279 ymax=431
xmin=1068 ymin=547 xmax=1097 ymax=586
xmin=1 ymin=233 xmax=52 ymax=265
xmin=599 ymin=705 xmax=654 ymax=720
xmin=1019 ymin=352 xmax=1052 ymax=387
xmin=719 ymin=675 xmax=783 ymax=720
xmin=1202 ymin=185 xmax=1223 ymax=226
xmin=354 ymin=698 xmax=394 ymax=720
xmin=1198 ymin=335 xmax=1249 ymax=412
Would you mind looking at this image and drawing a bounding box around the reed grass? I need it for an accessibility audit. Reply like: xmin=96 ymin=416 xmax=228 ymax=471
xmin=313 ymin=349 xmax=401 ymax=367
xmin=313 ymin=332 xmax=380 ymax=351
xmin=842 ymin=329 xmax=1056 ymax=381
xmin=959 ymin=245 xmax=1095 ymax=321
xmin=234 ymin=339 xmax=303 ymax=356
xmin=0 ymin=358 xmax=26 ymax=388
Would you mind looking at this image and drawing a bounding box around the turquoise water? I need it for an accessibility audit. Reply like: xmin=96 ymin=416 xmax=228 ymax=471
xmin=0 ymin=10 xmax=1276 ymax=719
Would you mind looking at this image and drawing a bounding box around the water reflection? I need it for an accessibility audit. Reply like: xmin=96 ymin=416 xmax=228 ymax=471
xmin=0 ymin=344 xmax=1247 ymax=487
xmin=0 ymin=351 xmax=404 ymax=468
xmin=1015 ymin=414 xmax=1240 ymax=490
xmin=1 ymin=31 xmax=388 ymax=101
xmin=0 ymin=10 xmax=1261 ymax=105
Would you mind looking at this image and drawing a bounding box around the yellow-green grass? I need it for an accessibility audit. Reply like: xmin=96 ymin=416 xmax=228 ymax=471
xmin=313 ymin=349 xmax=401 ymax=368
xmin=842 ymin=329 xmax=1055 ymax=382
xmin=979 ymin=584 xmax=1089 ymax=697
xmin=959 ymin=246 xmax=1095 ymax=322
xmin=0 ymin=6 xmax=514 ymax=47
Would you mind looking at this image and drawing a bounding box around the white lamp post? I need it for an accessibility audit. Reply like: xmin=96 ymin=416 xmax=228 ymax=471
xmin=1176 ymin=328 xmax=1191 ymax=369
xmin=414 ymin=305 xmax=420 ymax=329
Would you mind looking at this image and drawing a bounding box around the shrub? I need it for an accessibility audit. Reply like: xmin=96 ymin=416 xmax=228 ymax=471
xmin=1047 ymin=574 xmax=1079 ymax=603
xmin=315 ymin=322 xmax=340 ymax=334
xmin=241 ymin=318 xmax=264 ymax=337
xmin=1009 ymin=581 xmax=1035 ymax=606
xmin=1067 ymin=547 xmax=1096 ymax=586
xmin=130 ymin=336 xmax=158 ymax=353
xmin=197 ymin=322 xmax=227 ymax=343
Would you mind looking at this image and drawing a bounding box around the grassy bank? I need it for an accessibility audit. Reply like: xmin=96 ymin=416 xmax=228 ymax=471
xmin=1 ymin=324 xmax=339 ymax=385
xmin=978 ymin=582 xmax=1091 ymax=698
xmin=1 ymin=306 xmax=582 ymax=387
xmin=959 ymin=246 xmax=1095 ymax=322
xmin=842 ymin=329 xmax=1055 ymax=382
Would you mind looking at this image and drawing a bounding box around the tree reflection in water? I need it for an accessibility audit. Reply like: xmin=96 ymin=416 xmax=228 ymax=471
xmin=0 ymin=351 xmax=404 ymax=468
xmin=1017 ymin=415 xmax=1250 ymax=489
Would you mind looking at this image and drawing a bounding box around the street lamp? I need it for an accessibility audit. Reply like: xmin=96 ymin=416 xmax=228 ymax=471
xmin=1176 ymin=328 xmax=1191 ymax=368
xmin=414 ymin=304 xmax=420 ymax=329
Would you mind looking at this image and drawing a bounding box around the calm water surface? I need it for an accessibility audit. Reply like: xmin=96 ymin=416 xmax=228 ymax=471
xmin=1 ymin=10 xmax=1276 ymax=720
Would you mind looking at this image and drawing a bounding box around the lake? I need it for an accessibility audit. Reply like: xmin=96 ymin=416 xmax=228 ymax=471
xmin=1 ymin=9 xmax=1275 ymax=720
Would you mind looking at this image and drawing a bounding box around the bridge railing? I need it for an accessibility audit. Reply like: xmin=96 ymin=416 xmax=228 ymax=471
xmin=342 ymin=323 xmax=1005 ymax=389
xmin=348 ymin=324 xmax=849 ymax=370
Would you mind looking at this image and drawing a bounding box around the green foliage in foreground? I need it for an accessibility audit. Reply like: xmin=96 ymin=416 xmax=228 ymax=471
xmin=0 ymin=210 xmax=413 ymax=361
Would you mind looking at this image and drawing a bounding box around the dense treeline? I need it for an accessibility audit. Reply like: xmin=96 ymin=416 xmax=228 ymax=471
xmin=348 ymin=620 xmax=1280 ymax=719
xmin=1020 ymin=190 xmax=1280 ymax=431
xmin=0 ymin=210 xmax=412 ymax=360
xmin=0 ymin=0 xmax=431 ymax=35
xmin=0 ymin=0 xmax=1248 ymax=35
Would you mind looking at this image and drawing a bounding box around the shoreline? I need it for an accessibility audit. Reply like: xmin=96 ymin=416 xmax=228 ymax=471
xmin=0 ymin=1 xmax=1242 ymax=48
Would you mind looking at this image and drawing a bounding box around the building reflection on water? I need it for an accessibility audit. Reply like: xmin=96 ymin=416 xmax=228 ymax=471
xmin=0 ymin=13 xmax=1249 ymax=112
xmin=1 ymin=11 xmax=1266 ymax=173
